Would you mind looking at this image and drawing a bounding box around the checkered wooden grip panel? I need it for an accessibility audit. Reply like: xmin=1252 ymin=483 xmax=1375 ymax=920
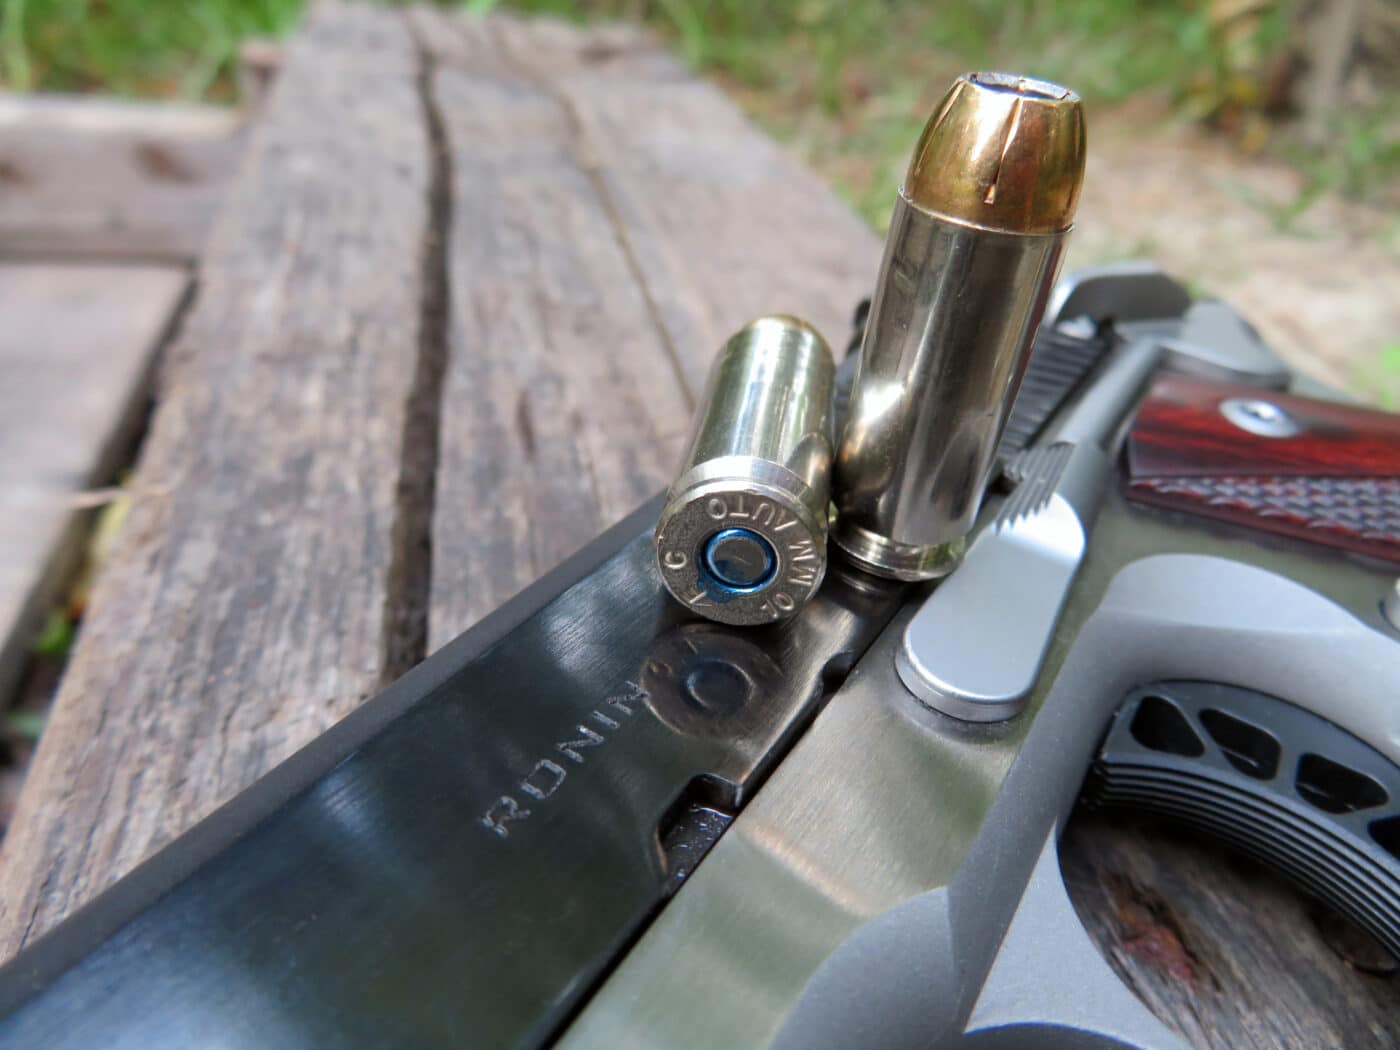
xmin=1125 ymin=375 xmax=1400 ymax=564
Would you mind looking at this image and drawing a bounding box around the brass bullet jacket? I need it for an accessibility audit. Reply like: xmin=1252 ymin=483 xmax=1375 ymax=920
xmin=832 ymin=73 xmax=1086 ymax=581
xmin=905 ymin=72 xmax=1086 ymax=235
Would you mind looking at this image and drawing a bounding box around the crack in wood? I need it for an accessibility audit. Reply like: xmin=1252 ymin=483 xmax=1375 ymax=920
xmin=382 ymin=18 xmax=455 ymax=681
xmin=486 ymin=20 xmax=697 ymax=411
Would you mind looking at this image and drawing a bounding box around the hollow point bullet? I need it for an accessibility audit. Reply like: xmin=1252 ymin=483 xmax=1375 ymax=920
xmin=832 ymin=72 xmax=1087 ymax=581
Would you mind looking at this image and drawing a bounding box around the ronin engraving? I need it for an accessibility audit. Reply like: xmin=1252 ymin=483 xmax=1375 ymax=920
xmin=479 ymin=681 xmax=648 ymax=838
xmin=556 ymin=725 xmax=604 ymax=763
xmin=520 ymin=760 xmax=566 ymax=801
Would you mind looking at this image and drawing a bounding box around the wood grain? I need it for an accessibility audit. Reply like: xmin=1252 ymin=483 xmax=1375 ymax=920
xmin=0 ymin=263 xmax=187 ymax=710
xmin=557 ymin=44 xmax=881 ymax=398
xmin=1063 ymin=811 xmax=1400 ymax=1048
xmin=1127 ymin=374 xmax=1400 ymax=479
xmin=1125 ymin=374 xmax=1400 ymax=564
xmin=417 ymin=11 xmax=881 ymax=647
xmin=0 ymin=2 xmax=432 ymax=957
xmin=410 ymin=10 xmax=693 ymax=645
xmin=0 ymin=95 xmax=243 ymax=262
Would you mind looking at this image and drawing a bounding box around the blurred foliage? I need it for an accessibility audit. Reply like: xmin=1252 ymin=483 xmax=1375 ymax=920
xmin=0 ymin=1 xmax=1290 ymax=112
xmin=1 ymin=0 xmax=1393 ymax=218
xmin=3 ymin=710 xmax=46 ymax=746
xmin=510 ymin=0 xmax=1252 ymax=107
xmin=1276 ymin=99 xmax=1400 ymax=211
xmin=1358 ymin=342 xmax=1400 ymax=412
xmin=1 ymin=0 xmax=300 ymax=100
xmin=30 ymin=608 xmax=73 ymax=660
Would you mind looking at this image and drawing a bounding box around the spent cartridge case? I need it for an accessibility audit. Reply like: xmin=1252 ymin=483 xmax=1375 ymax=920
xmin=655 ymin=316 xmax=836 ymax=626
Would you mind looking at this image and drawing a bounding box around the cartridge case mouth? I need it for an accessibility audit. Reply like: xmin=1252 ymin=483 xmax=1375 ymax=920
xmin=904 ymin=71 xmax=1085 ymax=235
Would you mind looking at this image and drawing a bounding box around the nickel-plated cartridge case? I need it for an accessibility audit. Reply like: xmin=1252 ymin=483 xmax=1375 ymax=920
xmin=655 ymin=316 xmax=836 ymax=626
xmin=832 ymin=72 xmax=1087 ymax=580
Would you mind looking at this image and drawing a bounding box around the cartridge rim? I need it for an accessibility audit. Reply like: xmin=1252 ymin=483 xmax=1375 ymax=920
xmin=655 ymin=473 xmax=827 ymax=627
xmin=830 ymin=517 xmax=965 ymax=582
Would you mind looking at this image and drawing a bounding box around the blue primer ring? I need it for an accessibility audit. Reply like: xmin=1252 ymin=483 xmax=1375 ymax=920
xmin=700 ymin=528 xmax=778 ymax=595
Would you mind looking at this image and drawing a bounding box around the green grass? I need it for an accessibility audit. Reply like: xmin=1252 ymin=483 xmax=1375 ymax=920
xmin=1276 ymin=101 xmax=1400 ymax=219
xmin=1357 ymin=342 xmax=1400 ymax=412
xmin=0 ymin=1 xmax=1277 ymax=110
xmin=2 ymin=0 xmax=1393 ymax=221
xmin=1 ymin=0 xmax=301 ymax=101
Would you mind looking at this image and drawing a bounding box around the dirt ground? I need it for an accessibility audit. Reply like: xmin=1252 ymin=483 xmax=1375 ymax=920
xmin=1071 ymin=113 xmax=1399 ymax=398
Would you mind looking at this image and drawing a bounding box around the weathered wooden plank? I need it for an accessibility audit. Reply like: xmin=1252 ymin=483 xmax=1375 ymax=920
xmin=1062 ymin=811 xmax=1400 ymax=1047
xmin=0 ymin=263 xmax=187 ymax=710
xmin=506 ymin=11 xmax=881 ymax=396
xmin=411 ymin=11 xmax=692 ymax=643
xmin=0 ymin=2 xmax=433 ymax=957
xmin=550 ymin=45 xmax=881 ymax=396
xmin=421 ymin=12 xmax=881 ymax=647
xmin=0 ymin=94 xmax=244 ymax=261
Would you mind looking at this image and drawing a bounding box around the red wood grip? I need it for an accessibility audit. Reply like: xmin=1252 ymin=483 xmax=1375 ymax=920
xmin=1125 ymin=374 xmax=1400 ymax=564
